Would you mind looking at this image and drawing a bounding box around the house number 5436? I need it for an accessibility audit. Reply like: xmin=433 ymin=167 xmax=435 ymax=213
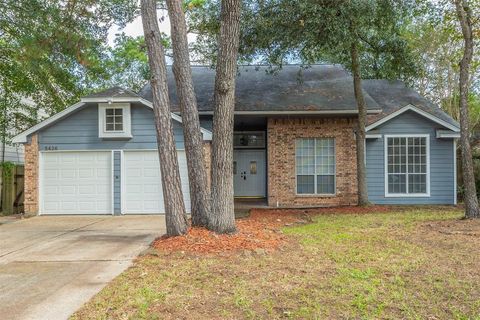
xmin=44 ymin=146 xmax=58 ymax=151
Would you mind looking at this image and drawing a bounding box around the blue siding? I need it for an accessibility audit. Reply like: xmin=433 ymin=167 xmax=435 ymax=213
xmin=113 ymin=151 xmax=121 ymax=215
xmin=366 ymin=110 xmax=456 ymax=204
xmin=38 ymin=103 xmax=185 ymax=150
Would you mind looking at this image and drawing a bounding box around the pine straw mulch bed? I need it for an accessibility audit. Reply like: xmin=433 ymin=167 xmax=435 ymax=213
xmin=152 ymin=205 xmax=392 ymax=255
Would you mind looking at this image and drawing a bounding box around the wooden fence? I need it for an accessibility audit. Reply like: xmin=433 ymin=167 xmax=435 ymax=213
xmin=0 ymin=165 xmax=24 ymax=215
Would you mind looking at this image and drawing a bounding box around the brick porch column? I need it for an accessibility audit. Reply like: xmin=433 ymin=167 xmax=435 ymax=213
xmin=24 ymin=134 xmax=39 ymax=215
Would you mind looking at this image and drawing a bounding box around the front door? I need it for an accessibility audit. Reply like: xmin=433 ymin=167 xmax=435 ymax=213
xmin=233 ymin=150 xmax=266 ymax=197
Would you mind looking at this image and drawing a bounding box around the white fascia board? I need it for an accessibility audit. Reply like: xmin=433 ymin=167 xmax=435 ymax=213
xmin=366 ymin=104 xmax=460 ymax=132
xmin=136 ymin=98 xmax=212 ymax=141
xmin=12 ymin=102 xmax=86 ymax=143
xmin=366 ymin=133 xmax=382 ymax=139
xmin=197 ymin=109 xmax=383 ymax=116
xmin=436 ymin=130 xmax=461 ymax=139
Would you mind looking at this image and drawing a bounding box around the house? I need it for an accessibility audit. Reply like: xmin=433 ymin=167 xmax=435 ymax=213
xmin=12 ymin=65 xmax=460 ymax=215
xmin=1 ymin=97 xmax=46 ymax=164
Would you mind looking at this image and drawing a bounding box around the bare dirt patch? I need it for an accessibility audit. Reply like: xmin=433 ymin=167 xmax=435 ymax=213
xmin=420 ymin=218 xmax=480 ymax=236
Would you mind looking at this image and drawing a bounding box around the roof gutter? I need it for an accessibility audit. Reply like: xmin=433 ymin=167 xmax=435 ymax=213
xmin=195 ymin=109 xmax=383 ymax=116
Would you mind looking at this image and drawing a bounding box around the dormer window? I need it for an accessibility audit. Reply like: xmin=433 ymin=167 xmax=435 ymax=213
xmin=105 ymin=108 xmax=123 ymax=131
xmin=98 ymin=103 xmax=132 ymax=138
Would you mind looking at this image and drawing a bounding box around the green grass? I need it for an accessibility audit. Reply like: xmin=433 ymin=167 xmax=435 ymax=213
xmin=72 ymin=207 xmax=480 ymax=320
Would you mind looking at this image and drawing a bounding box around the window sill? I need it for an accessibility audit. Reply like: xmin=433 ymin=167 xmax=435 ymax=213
xmin=99 ymin=133 xmax=133 ymax=140
xmin=295 ymin=193 xmax=337 ymax=198
xmin=385 ymin=193 xmax=430 ymax=198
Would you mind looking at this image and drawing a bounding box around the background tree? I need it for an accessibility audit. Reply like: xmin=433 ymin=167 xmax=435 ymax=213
xmin=141 ymin=0 xmax=188 ymax=236
xmin=209 ymin=0 xmax=242 ymax=233
xmin=405 ymin=0 xmax=479 ymax=122
xmin=103 ymin=34 xmax=150 ymax=92
xmin=455 ymin=0 xmax=479 ymax=218
xmin=190 ymin=0 xmax=418 ymax=206
xmin=0 ymin=0 xmax=139 ymax=152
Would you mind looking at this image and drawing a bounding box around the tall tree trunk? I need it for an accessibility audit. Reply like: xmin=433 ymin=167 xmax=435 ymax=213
xmin=166 ymin=0 xmax=211 ymax=227
xmin=141 ymin=0 xmax=188 ymax=235
xmin=455 ymin=0 xmax=479 ymax=218
xmin=350 ymin=39 xmax=370 ymax=206
xmin=209 ymin=0 xmax=241 ymax=234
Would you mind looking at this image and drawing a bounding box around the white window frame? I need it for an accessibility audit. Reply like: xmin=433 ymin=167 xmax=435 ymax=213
xmin=384 ymin=134 xmax=430 ymax=197
xmin=98 ymin=103 xmax=132 ymax=139
xmin=295 ymin=138 xmax=336 ymax=196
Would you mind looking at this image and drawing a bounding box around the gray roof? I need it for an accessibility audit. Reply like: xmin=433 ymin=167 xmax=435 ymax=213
xmin=83 ymin=86 xmax=140 ymax=99
xmin=136 ymin=64 xmax=457 ymax=128
xmin=363 ymin=79 xmax=459 ymax=128
xmin=139 ymin=65 xmax=381 ymax=112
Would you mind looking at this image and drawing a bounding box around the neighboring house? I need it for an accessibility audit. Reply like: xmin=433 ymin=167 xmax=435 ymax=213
xmin=0 ymin=141 xmax=24 ymax=164
xmin=1 ymin=97 xmax=47 ymax=164
xmin=12 ymin=65 xmax=460 ymax=215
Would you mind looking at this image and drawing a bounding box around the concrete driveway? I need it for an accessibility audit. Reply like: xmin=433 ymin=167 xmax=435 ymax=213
xmin=0 ymin=215 xmax=165 ymax=320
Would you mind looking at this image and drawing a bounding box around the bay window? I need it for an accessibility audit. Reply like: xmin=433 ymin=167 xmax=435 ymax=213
xmin=386 ymin=135 xmax=429 ymax=196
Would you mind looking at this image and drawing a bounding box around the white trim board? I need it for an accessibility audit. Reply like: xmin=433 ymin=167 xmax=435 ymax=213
xmin=436 ymin=130 xmax=461 ymax=139
xmin=366 ymin=104 xmax=460 ymax=133
xmin=383 ymin=134 xmax=431 ymax=198
xmin=453 ymin=140 xmax=457 ymax=205
xmin=12 ymin=95 xmax=213 ymax=143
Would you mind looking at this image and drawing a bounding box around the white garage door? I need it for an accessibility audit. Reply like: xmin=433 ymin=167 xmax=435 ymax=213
xmin=123 ymin=151 xmax=191 ymax=214
xmin=41 ymin=152 xmax=112 ymax=214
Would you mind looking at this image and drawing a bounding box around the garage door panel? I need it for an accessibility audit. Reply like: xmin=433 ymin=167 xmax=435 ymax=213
xmin=124 ymin=151 xmax=190 ymax=214
xmin=41 ymin=152 xmax=112 ymax=215
xmin=60 ymin=186 xmax=76 ymax=195
xmin=78 ymin=168 xmax=94 ymax=178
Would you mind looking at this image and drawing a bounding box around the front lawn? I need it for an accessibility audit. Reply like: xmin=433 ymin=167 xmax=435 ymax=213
xmin=72 ymin=207 xmax=480 ymax=319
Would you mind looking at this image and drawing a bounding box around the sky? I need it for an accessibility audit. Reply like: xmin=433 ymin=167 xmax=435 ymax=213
xmin=107 ymin=11 xmax=196 ymax=47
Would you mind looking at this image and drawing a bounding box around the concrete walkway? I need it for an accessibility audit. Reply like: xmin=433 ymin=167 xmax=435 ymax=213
xmin=0 ymin=215 xmax=165 ymax=320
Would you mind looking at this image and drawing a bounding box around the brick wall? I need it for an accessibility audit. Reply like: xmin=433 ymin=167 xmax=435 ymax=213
xmin=24 ymin=134 xmax=39 ymax=215
xmin=267 ymin=117 xmax=358 ymax=207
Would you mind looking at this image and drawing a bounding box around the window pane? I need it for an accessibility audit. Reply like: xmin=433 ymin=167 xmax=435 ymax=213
xmin=105 ymin=108 xmax=124 ymax=132
xmin=297 ymin=175 xmax=314 ymax=194
xmin=387 ymin=136 xmax=427 ymax=194
xmin=406 ymin=137 xmax=427 ymax=193
xmin=388 ymin=137 xmax=406 ymax=174
xmin=317 ymin=175 xmax=334 ymax=194
xmin=296 ymin=139 xmax=315 ymax=175
xmin=316 ymin=138 xmax=335 ymax=175
xmin=233 ymin=132 xmax=265 ymax=147
xmin=388 ymin=174 xmax=406 ymax=193
xmin=408 ymin=174 xmax=426 ymax=193
xmin=250 ymin=161 xmax=257 ymax=174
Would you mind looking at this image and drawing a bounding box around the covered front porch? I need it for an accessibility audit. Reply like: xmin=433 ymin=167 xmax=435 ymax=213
xmin=232 ymin=115 xmax=268 ymax=200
